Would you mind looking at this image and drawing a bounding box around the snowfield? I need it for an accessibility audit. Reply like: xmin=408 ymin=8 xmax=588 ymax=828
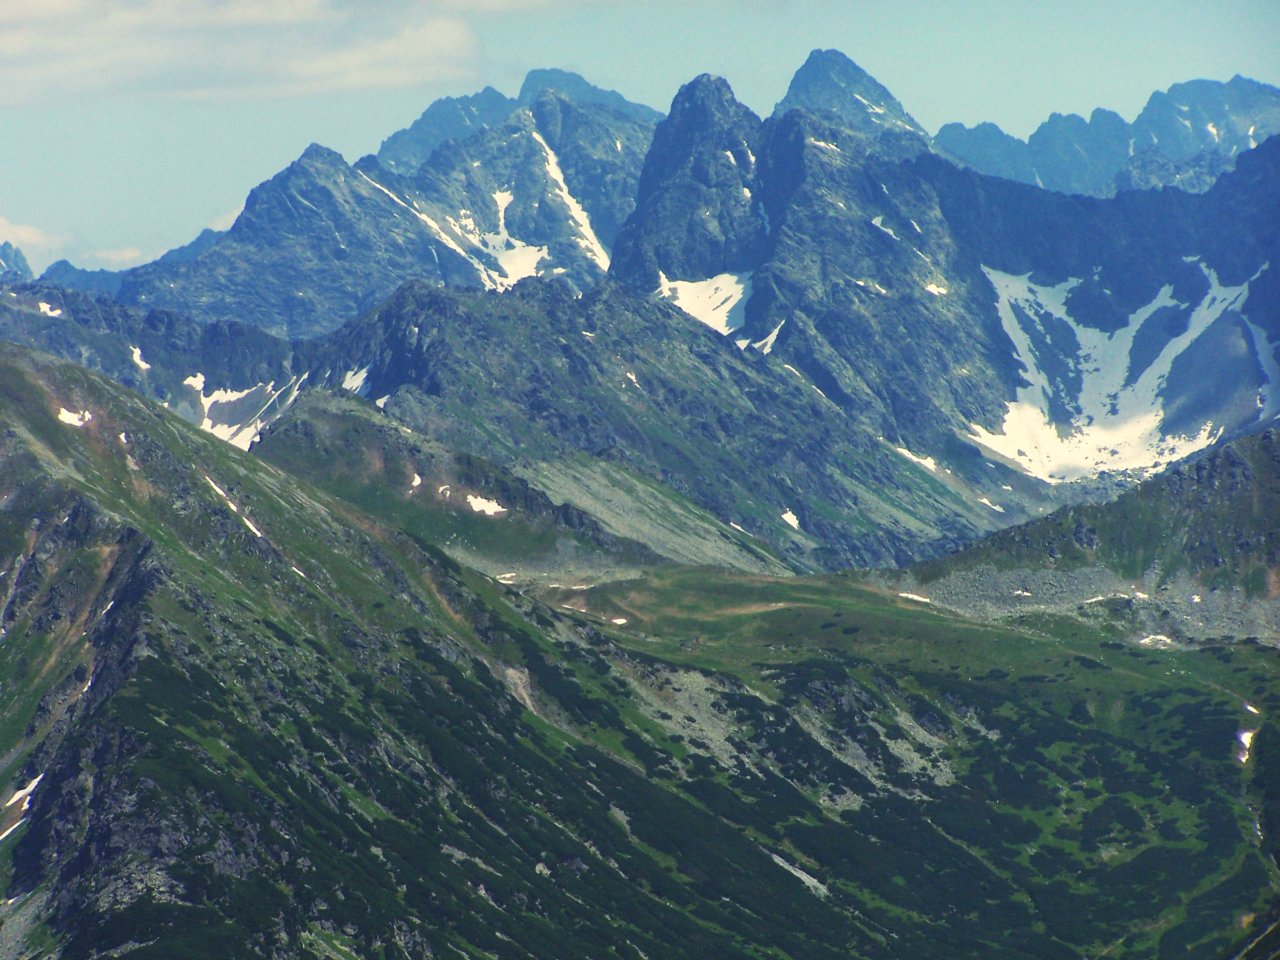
xmin=968 ymin=262 xmax=1261 ymax=483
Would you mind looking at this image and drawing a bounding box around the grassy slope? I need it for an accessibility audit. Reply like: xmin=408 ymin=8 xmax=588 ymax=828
xmin=0 ymin=348 xmax=1276 ymax=959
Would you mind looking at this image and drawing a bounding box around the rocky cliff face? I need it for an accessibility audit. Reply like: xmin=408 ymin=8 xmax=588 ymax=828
xmin=935 ymin=74 xmax=1280 ymax=196
xmin=0 ymin=242 xmax=32 ymax=284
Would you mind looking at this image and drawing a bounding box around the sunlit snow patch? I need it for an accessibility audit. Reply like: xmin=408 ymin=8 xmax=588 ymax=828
xmin=531 ymin=130 xmax=610 ymax=272
xmin=898 ymin=593 xmax=932 ymax=604
xmin=341 ymin=367 xmax=370 ymax=394
xmin=658 ymin=271 xmax=753 ymax=336
xmin=1138 ymin=634 xmax=1176 ymax=649
xmin=977 ymin=496 xmax=1005 ymax=513
xmin=204 ymin=476 xmax=264 ymax=538
xmin=1237 ymin=729 xmax=1257 ymax=764
xmin=182 ymin=372 xmax=308 ymax=451
xmin=37 ymin=302 xmax=61 ymax=317
xmin=466 ymin=495 xmax=507 ymax=516
xmin=781 ymin=509 xmax=801 ymax=531
xmin=870 ymin=216 xmax=898 ymax=240
xmin=57 ymin=408 xmax=92 ymax=427
xmin=967 ymin=263 xmax=1257 ymax=483
xmin=894 ymin=446 xmax=938 ymax=473
xmin=129 ymin=346 xmax=151 ymax=371
xmin=752 ymin=319 xmax=786 ymax=355
xmin=5 ymin=775 xmax=43 ymax=811
xmin=923 ymin=283 xmax=948 ymax=296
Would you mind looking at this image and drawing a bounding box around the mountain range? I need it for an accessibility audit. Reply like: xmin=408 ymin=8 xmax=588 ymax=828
xmin=1 ymin=47 xmax=1278 ymax=959
xmin=10 ymin=51 xmax=1277 ymax=574
xmin=935 ymin=74 xmax=1280 ymax=196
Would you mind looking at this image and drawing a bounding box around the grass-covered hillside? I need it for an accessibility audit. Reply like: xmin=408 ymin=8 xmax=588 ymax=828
xmin=0 ymin=347 xmax=1276 ymax=959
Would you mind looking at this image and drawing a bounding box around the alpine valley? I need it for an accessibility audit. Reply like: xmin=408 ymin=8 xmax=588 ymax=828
xmin=0 ymin=48 xmax=1277 ymax=960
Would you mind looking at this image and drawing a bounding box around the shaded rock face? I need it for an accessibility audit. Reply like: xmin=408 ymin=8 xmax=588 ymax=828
xmin=610 ymin=74 xmax=768 ymax=287
xmin=376 ymin=85 xmax=517 ymax=175
xmin=613 ymin=66 xmax=1279 ymax=493
xmin=0 ymin=242 xmax=32 ymax=284
xmin=934 ymin=74 xmax=1280 ymax=196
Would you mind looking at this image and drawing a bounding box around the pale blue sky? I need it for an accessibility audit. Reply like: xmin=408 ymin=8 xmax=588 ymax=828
xmin=2 ymin=0 xmax=1277 ymax=272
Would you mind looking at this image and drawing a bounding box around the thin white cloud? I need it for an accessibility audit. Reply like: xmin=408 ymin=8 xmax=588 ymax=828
xmin=208 ymin=204 xmax=243 ymax=231
xmin=86 ymin=245 xmax=147 ymax=266
xmin=0 ymin=214 xmax=70 ymax=263
xmin=0 ymin=0 xmax=527 ymax=104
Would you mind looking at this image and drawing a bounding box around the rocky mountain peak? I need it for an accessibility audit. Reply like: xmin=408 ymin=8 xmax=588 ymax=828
xmin=775 ymin=48 xmax=926 ymax=137
xmin=376 ymin=85 xmax=517 ymax=174
xmin=0 ymin=241 xmax=33 ymax=284
xmin=609 ymin=75 xmax=765 ymax=287
xmin=518 ymin=68 xmax=663 ymax=123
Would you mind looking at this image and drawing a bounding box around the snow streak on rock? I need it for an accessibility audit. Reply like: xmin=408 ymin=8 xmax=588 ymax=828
xmin=968 ymin=262 xmax=1261 ymax=483
xmin=658 ymin=271 xmax=753 ymax=336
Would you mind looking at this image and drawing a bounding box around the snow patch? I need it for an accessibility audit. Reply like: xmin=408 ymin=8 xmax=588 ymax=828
xmin=1238 ymin=729 xmax=1257 ymax=764
xmin=977 ymin=496 xmax=1005 ymax=513
xmin=658 ymin=271 xmax=753 ymax=336
xmin=898 ymin=593 xmax=932 ymax=604
xmin=0 ymin=820 xmax=26 ymax=843
xmin=375 ymin=395 xmax=390 ymax=409
xmin=57 ymin=407 xmax=91 ymax=427
xmin=923 ymin=282 xmax=948 ymax=296
xmin=466 ymin=495 xmax=507 ymax=516
xmin=531 ymin=130 xmax=610 ymax=272
xmin=129 ymin=346 xmax=151 ymax=371
xmin=807 ymin=137 xmax=842 ymax=153
xmin=781 ymin=509 xmax=800 ymax=531
xmin=1245 ymin=703 xmax=1260 ymax=716
xmin=853 ymin=93 xmax=886 ymax=115
xmin=5 ymin=775 xmax=43 ymax=810
xmin=611 ymin=618 xmax=629 ymax=625
xmin=37 ymin=302 xmax=61 ymax=317
xmin=967 ymin=263 xmax=1252 ymax=483
xmin=752 ymin=319 xmax=785 ymax=355
xmin=342 ymin=367 xmax=370 ymax=394
xmin=185 ymin=372 xmax=308 ymax=451
xmin=894 ymin=446 xmax=938 ymax=473
xmin=204 ymin=475 xmax=263 ymax=537
xmin=1138 ymin=634 xmax=1176 ymax=649
xmin=870 ymin=216 xmax=899 ymax=240
xmin=411 ymin=473 xmax=422 ymax=490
